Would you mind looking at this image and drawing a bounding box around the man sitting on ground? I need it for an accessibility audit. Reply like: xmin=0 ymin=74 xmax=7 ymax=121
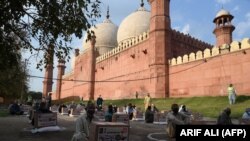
xmin=217 ymin=107 xmax=233 ymax=125
xmin=166 ymin=104 xmax=191 ymax=138
xmin=105 ymin=104 xmax=114 ymax=122
xmin=179 ymin=105 xmax=192 ymax=116
xmin=8 ymin=100 xmax=23 ymax=115
xmin=145 ymin=106 xmax=154 ymax=123
xmin=71 ymin=103 xmax=95 ymax=141
xmin=242 ymin=108 xmax=250 ymax=119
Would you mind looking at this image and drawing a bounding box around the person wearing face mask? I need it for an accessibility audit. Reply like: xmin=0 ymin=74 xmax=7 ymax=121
xmin=166 ymin=104 xmax=191 ymax=138
xmin=217 ymin=107 xmax=233 ymax=125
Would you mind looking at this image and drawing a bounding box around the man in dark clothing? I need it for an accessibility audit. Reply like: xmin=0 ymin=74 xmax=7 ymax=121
xmin=96 ymin=95 xmax=103 ymax=111
xmin=105 ymin=104 xmax=114 ymax=122
xmin=217 ymin=107 xmax=233 ymax=125
xmin=166 ymin=104 xmax=191 ymax=138
xmin=9 ymin=101 xmax=23 ymax=115
xmin=145 ymin=106 xmax=154 ymax=123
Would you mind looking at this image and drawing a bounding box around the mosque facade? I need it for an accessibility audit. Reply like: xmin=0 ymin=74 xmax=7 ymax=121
xmin=43 ymin=0 xmax=250 ymax=100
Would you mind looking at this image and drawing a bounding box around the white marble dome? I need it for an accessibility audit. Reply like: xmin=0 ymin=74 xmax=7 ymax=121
xmin=83 ymin=18 xmax=118 ymax=55
xmin=117 ymin=6 xmax=150 ymax=44
xmin=216 ymin=9 xmax=231 ymax=18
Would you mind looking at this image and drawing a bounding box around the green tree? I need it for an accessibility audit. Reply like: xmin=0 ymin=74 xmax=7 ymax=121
xmin=0 ymin=0 xmax=101 ymax=68
xmin=0 ymin=56 xmax=29 ymax=99
xmin=26 ymin=91 xmax=42 ymax=101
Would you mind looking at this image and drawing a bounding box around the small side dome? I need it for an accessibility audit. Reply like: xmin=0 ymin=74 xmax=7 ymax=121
xmin=83 ymin=19 xmax=118 ymax=55
xmin=215 ymin=9 xmax=231 ymax=18
xmin=117 ymin=6 xmax=150 ymax=44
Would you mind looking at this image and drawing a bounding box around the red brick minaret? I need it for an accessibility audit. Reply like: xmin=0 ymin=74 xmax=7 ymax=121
xmin=55 ymin=59 xmax=66 ymax=100
xmin=213 ymin=9 xmax=235 ymax=47
xmin=88 ymin=36 xmax=96 ymax=100
xmin=148 ymin=0 xmax=171 ymax=98
xmin=42 ymin=45 xmax=54 ymax=97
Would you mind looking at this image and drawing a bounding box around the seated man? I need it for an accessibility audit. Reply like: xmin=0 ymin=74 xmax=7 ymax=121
xmin=217 ymin=107 xmax=232 ymax=125
xmin=242 ymin=108 xmax=250 ymax=119
xmin=68 ymin=101 xmax=77 ymax=115
xmin=166 ymin=104 xmax=191 ymax=138
xmin=151 ymin=103 xmax=160 ymax=122
xmin=58 ymin=104 xmax=67 ymax=113
xmin=179 ymin=105 xmax=192 ymax=116
xmin=105 ymin=104 xmax=113 ymax=122
xmin=126 ymin=103 xmax=134 ymax=120
xmin=145 ymin=106 xmax=154 ymax=123
xmin=8 ymin=101 xmax=23 ymax=115
xmin=71 ymin=105 xmax=95 ymax=141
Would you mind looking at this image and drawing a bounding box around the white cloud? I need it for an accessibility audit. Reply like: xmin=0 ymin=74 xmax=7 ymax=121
xmin=236 ymin=12 xmax=250 ymax=37
xmin=215 ymin=0 xmax=232 ymax=4
xmin=181 ymin=24 xmax=190 ymax=34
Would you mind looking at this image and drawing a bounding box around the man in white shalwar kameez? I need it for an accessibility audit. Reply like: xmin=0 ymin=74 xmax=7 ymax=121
xmin=71 ymin=113 xmax=89 ymax=141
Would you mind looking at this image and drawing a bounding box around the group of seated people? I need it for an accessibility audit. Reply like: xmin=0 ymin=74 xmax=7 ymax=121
xmin=58 ymin=101 xmax=86 ymax=116
xmin=104 ymin=103 xmax=138 ymax=122
xmin=166 ymin=104 xmax=250 ymax=138
xmin=28 ymin=97 xmax=52 ymax=126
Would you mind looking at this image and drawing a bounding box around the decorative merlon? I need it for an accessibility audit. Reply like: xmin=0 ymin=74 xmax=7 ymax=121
xmin=169 ymin=38 xmax=250 ymax=66
xmin=96 ymin=31 xmax=149 ymax=63
xmin=171 ymin=29 xmax=213 ymax=47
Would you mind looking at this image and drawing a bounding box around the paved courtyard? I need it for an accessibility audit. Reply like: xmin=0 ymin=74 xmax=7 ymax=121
xmin=0 ymin=114 xmax=169 ymax=141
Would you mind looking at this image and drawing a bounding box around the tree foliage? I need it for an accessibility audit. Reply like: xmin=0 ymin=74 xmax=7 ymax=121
xmin=26 ymin=91 xmax=42 ymax=100
xmin=0 ymin=0 xmax=101 ymax=68
xmin=0 ymin=56 xmax=29 ymax=99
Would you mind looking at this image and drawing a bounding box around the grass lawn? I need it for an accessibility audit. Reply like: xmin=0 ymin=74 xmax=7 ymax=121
xmin=0 ymin=109 xmax=9 ymax=117
xmin=102 ymin=96 xmax=250 ymax=118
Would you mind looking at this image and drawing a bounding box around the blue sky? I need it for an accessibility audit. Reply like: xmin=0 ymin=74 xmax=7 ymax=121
xmin=26 ymin=0 xmax=250 ymax=92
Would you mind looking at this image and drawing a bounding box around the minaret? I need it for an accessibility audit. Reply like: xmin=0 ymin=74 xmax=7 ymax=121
xmin=42 ymin=45 xmax=54 ymax=97
xmin=213 ymin=9 xmax=235 ymax=47
xmin=148 ymin=0 xmax=171 ymax=98
xmin=55 ymin=59 xmax=66 ymax=100
xmin=88 ymin=35 xmax=96 ymax=100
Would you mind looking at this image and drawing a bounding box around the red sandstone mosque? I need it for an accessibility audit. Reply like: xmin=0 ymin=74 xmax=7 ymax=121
xmin=43 ymin=0 xmax=250 ymax=100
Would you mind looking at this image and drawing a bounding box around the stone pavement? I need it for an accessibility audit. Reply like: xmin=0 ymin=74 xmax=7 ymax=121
xmin=0 ymin=114 xmax=169 ymax=141
xmin=0 ymin=112 xmax=243 ymax=141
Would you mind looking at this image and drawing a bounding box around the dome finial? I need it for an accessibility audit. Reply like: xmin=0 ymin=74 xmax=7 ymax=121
xmin=141 ymin=0 xmax=144 ymax=7
xmin=221 ymin=4 xmax=224 ymax=10
xmin=106 ymin=5 xmax=110 ymax=19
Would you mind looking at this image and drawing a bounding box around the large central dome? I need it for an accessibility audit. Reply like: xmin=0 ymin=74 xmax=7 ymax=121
xmin=83 ymin=18 xmax=118 ymax=55
xmin=117 ymin=6 xmax=150 ymax=44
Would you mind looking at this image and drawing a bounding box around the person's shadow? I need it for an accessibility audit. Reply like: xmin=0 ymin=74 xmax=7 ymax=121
xmin=235 ymin=96 xmax=250 ymax=103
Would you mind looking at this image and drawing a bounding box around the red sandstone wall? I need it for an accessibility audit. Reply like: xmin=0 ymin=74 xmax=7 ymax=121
xmin=60 ymin=74 xmax=74 ymax=99
xmin=169 ymin=49 xmax=250 ymax=97
xmin=60 ymin=39 xmax=154 ymax=100
xmin=95 ymin=40 xmax=152 ymax=100
xmin=60 ymin=50 xmax=92 ymax=99
xmin=171 ymin=30 xmax=212 ymax=58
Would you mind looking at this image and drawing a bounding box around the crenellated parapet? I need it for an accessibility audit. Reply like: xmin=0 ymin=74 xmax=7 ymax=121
xmin=170 ymin=38 xmax=250 ymax=66
xmin=96 ymin=31 xmax=149 ymax=63
xmin=171 ymin=29 xmax=213 ymax=48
